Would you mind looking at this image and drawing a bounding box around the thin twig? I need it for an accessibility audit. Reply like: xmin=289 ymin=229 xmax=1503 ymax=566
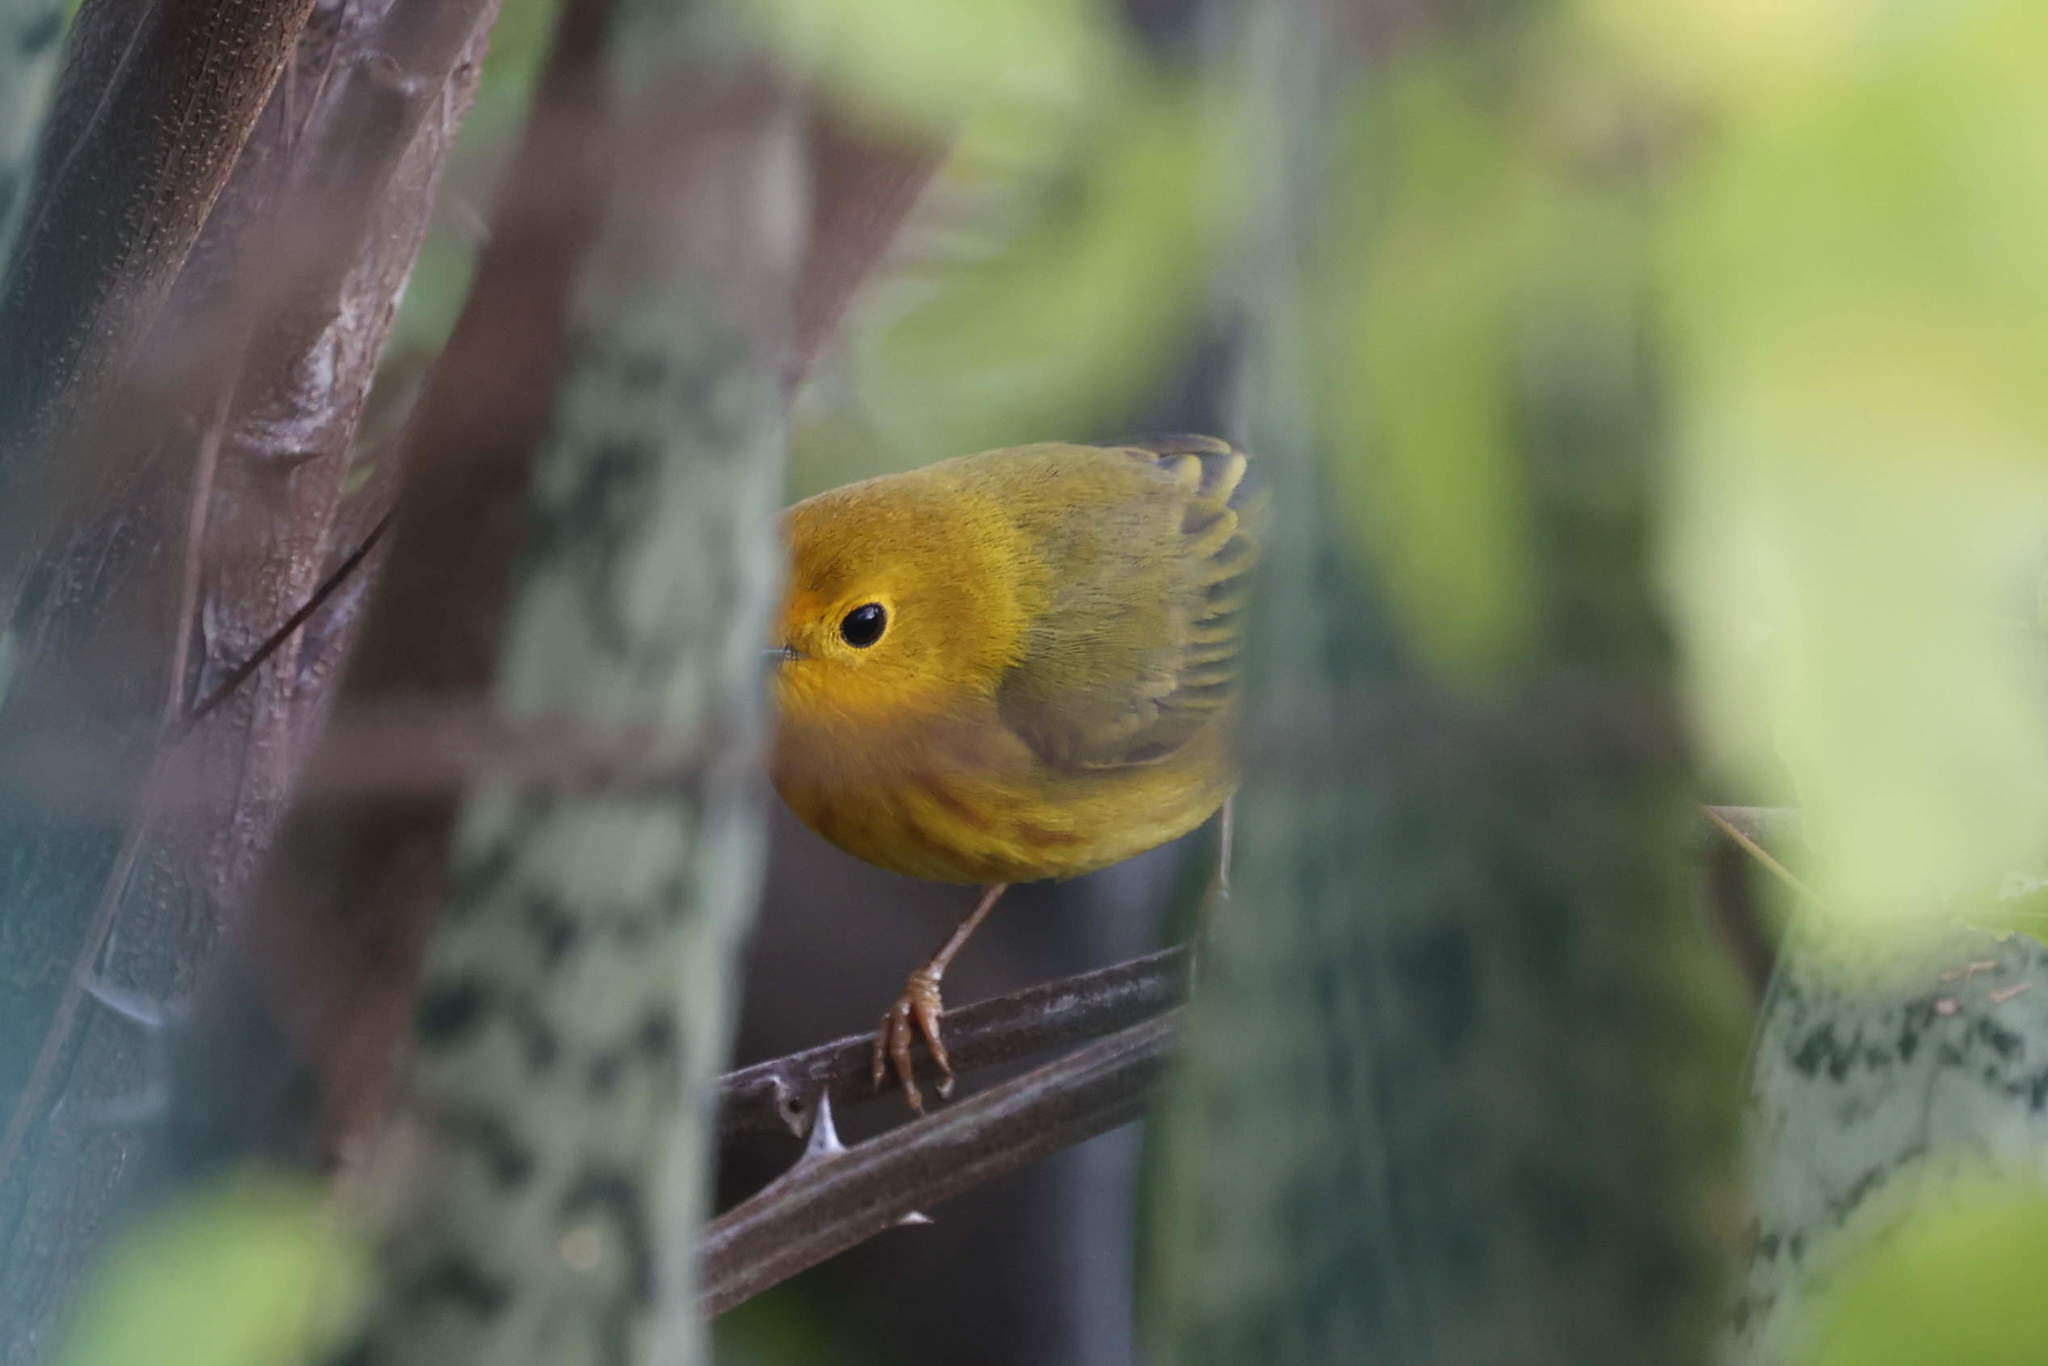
xmin=1696 ymin=804 xmax=1803 ymax=1001
xmin=181 ymin=506 xmax=394 ymax=728
xmin=700 ymin=1010 xmax=1180 ymax=1317
xmin=718 ymin=944 xmax=1190 ymax=1139
xmin=1701 ymin=804 xmax=1814 ymax=902
xmin=1699 ymin=804 xmax=1800 ymax=854
xmin=295 ymin=701 xmax=708 ymax=798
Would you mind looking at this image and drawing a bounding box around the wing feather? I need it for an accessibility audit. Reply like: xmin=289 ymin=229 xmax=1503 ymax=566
xmin=995 ymin=435 xmax=1260 ymax=771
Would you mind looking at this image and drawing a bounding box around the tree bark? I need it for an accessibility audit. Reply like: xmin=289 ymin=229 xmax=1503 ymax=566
xmin=0 ymin=0 xmax=317 ymax=606
xmin=158 ymin=0 xmax=941 ymax=1197
xmin=182 ymin=0 xmax=616 ymax=1180
xmin=331 ymin=6 xmax=800 ymax=1363
xmin=0 ymin=1 xmax=498 ymax=1354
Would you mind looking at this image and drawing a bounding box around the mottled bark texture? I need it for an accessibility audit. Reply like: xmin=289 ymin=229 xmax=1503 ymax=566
xmin=1142 ymin=7 xmax=1733 ymax=1364
xmin=335 ymin=11 xmax=799 ymax=1365
xmin=0 ymin=1 xmax=496 ymax=1355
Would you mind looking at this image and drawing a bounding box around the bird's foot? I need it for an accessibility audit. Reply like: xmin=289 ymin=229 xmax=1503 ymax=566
xmin=872 ymin=965 xmax=951 ymax=1112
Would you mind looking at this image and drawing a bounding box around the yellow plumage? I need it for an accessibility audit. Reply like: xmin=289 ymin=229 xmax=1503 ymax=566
xmin=769 ymin=435 xmax=1257 ymax=885
xmin=766 ymin=434 xmax=1258 ymax=1107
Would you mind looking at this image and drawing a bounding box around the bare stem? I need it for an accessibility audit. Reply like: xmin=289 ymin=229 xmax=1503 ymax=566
xmin=701 ymin=1010 xmax=1180 ymax=1317
xmin=718 ymin=943 xmax=1190 ymax=1139
xmin=1699 ymin=804 xmax=1799 ymax=852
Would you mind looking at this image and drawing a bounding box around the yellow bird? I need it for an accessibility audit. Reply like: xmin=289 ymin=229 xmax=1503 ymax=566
xmin=768 ymin=435 xmax=1257 ymax=1108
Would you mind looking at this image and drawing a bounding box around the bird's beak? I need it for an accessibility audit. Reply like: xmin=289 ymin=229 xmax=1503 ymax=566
xmin=764 ymin=645 xmax=800 ymax=667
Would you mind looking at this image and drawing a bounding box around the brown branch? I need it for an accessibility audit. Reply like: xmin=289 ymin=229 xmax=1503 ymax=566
xmin=0 ymin=702 xmax=707 ymax=817
xmin=209 ymin=0 xmax=619 ymax=1160
xmin=787 ymin=116 xmax=943 ymax=389
xmin=212 ymin=51 xmax=953 ymax=1162
xmin=188 ymin=0 xmax=505 ymax=793
xmin=700 ymin=1010 xmax=1181 ymax=1317
xmin=0 ymin=0 xmax=317 ymax=604
xmin=0 ymin=11 xmax=502 ymax=1339
xmin=718 ymin=944 xmax=1191 ymax=1139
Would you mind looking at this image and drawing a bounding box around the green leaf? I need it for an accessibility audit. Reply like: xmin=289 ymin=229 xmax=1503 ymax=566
xmin=1311 ymin=57 xmax=1543 ymax=678
xmin=55 ymin=1171 xmax=367 ymax=1366
xmin=1807 ymin=1183 xmax=2048 ymax=1366
xmin=850 ymin=71 xmax=1239 ymax=464
xmin=1656 ymin=0 xmax=2048 ymax=935
xmin=745 ymin=0 xmax=1121 ymax=135
xmin=1736 ymin=928 xmax=2048 ymax=1362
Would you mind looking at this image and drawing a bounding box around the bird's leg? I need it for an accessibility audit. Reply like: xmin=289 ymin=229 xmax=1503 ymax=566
xmin=874 ymin=883 xmax=1010 ymax=1111
xmin=1184 ymin=798 xmax=1237 ymax=993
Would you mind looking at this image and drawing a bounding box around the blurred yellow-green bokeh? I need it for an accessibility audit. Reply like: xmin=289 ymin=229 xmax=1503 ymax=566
xmin=1806 ymin=1181 xmax=2048 ymax=1366
xmin=1648 ymin=0 xmax=2048 ymax=937
xmin=54 ymin=1172 xmax=365 ymax=1366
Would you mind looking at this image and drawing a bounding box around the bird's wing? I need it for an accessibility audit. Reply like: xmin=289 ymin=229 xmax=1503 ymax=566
xmin=995 ymin=436 xmax=1258 ymax=771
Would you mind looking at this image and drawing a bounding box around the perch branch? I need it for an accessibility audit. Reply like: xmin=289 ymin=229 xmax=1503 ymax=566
xmin=718 ymin=943 xmax=1191 ymax=1139
xmin=701 ymin=1010 xmax=1180 ymax=1317
xmin=702 ymin=800 xmax=1801 ymax=1308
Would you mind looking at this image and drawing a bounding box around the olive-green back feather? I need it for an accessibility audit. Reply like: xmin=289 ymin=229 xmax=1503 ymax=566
xmin=993 ymin=435 xmax=1259 ymax=770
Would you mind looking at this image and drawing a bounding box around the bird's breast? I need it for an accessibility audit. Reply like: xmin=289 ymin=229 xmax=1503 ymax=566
xmin=770 ymin=708 xmax=1231 ymax=885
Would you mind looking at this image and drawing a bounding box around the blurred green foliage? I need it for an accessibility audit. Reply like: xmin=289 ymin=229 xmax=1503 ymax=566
xmin=713 ymin=1283 xmax=887 ymax=1366
xmin=1308 ymin=10 xmax=1690 ymax=682
xmin=1310 ymin=54 xmax=1546 ymax=678
xmin=763 ymin=0 xmax=1241 ymax=491
xmin=1629 ymin=0 xmax=2048 ymax=936
xmin=746 ymin=0 xmax=1118 ymax=137
xmin=392 ymin=0 xmax=1239 ymax=502
xmin=360 ymin=0 xmax=2048 ymax=1352
xmin=839 ymin=68 xmax=1238 ymax=473
xmin=1806 ymin=1182 xmax=2048 ymax=1366
xmin=53 ymin=1171 xmax=365 ymax=1366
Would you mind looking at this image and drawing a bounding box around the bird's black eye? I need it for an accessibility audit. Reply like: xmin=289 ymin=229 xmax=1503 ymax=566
xmin=839 ymin=602 xmax=887 ymax=648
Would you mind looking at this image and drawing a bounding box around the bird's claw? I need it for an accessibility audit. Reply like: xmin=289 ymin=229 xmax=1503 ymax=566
xmin=871 ymin=966 xmax=951 ymax=1111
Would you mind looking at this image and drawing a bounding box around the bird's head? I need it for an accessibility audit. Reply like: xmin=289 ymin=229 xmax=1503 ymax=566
xmin=767 ymin=473 xmax=1042 ymax=736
